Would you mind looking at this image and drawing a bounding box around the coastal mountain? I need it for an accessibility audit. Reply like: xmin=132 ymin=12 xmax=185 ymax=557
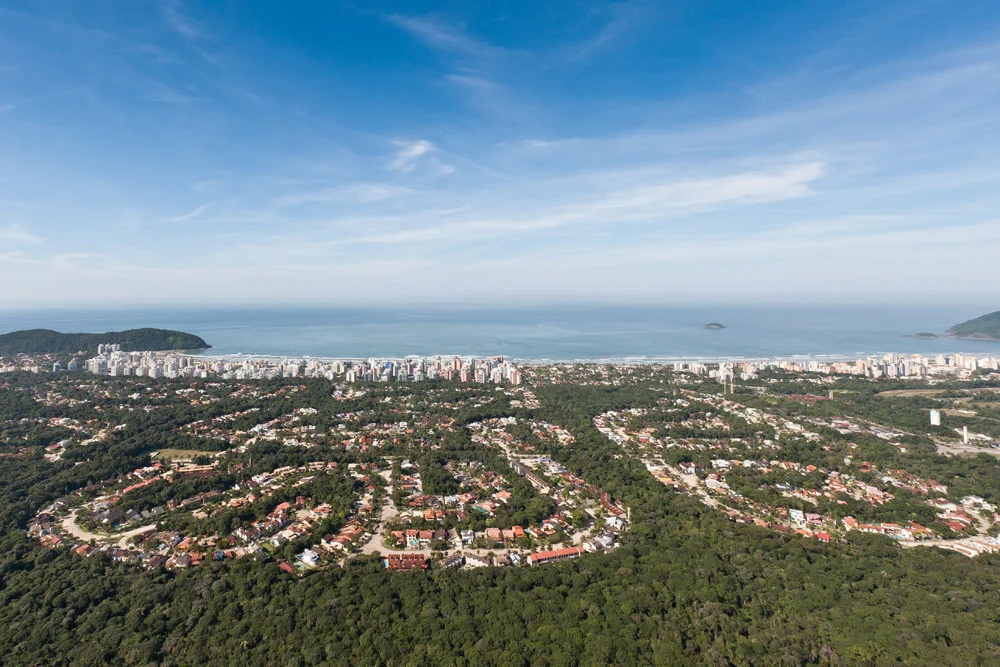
xmin=948 ymin=310 xmax=1000 ymax=340
xmin=0 ymin=328 xmax=210 ymax=355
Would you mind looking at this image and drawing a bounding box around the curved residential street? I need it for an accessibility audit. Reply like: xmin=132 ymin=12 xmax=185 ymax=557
xmin=349 ymin=479 xmax=586 ymax=563
xmin=61 ymin=510 xmax=157 ymax=548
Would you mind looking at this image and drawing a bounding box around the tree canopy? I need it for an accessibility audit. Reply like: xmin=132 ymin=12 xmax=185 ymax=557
xmin=0 ymin=328 xmax=209 ymax=355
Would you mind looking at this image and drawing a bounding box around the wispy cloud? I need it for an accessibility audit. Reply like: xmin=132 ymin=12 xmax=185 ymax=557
xmin=1 ymin=2 xmax=998 ymax=305
xmin=387 ymin=15 xmax=511 ymax=62
xmin=0 ymin=224 xmax=43 ymax=243
xmin=386 ymin=13 xmax=543 ymax=123
xmin=144 ymin=81 xmax=200 ymax=105
xmin=273 ymin=183 xmax=415 ymax=209
xmin=0 ymin=87 xmax=90 ymax=115
xmin=326 ymin=161 xmax=826 ymax=247
xmin=157 ymin=203 xmax=219 ymax=224
xmin=444 ymin=72 xmax=530 ymax=121
xmin=571 ymin=161 xmax=825 ymax=221
xmin=446 ymin=74 xmax=496 ymax=93
xmin=163 ymin=4 xmax=202 ymax=42
xmin=160 ymin=2 xmax=227 ymax=68
xmin=514 ymin=138 xmax=573 ymax=149
xmin=564 ymin=1 xmax=648 ymax=61
xmin=388 ymin=140 xmax=435 ymax=173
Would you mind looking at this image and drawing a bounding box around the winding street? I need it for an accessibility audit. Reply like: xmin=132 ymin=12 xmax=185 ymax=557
xmin=61 ymin=509 xmax=157 ymax=548
xmin=660 ymin=463 xmax=996 ymax=556
xmin=348 ymin=475 xmax=588 ymax=563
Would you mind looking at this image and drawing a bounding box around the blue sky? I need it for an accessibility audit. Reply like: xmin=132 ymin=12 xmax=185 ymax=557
xmin=1 ymin=0 xmax=999 ymax=306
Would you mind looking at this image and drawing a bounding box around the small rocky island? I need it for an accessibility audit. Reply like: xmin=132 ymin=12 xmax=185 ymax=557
xmin=702 ymin=322 xmax=725 ymax=330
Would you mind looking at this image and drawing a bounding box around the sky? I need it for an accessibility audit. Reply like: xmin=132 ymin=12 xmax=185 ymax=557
xmin=1 ymin=0 xmax=1000 ymax=307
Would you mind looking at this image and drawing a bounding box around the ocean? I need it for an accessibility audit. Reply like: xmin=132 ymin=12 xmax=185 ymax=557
xmin=1 ymin=305 xmax=999 ymax=362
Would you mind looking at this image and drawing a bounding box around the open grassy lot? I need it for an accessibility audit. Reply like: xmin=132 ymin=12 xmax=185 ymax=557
xmin=152 ymin=448 xmax=210 ymax=461
xmin=877 ymin=389 xmax=946 ymax=398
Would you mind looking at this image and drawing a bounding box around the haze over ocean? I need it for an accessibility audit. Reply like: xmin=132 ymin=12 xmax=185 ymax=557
xmin=2 ymin=305 xmax=999 ymax=361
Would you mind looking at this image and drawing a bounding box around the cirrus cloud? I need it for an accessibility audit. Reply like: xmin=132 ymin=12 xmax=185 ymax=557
xmin=388 ymin=139 xmax=435 ymax=173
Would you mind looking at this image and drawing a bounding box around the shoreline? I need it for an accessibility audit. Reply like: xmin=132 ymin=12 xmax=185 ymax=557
xmin=179 ymin=349 xmax=1000 ymax=366
xmin=906 ymin=333 xmax=1000 ymax=342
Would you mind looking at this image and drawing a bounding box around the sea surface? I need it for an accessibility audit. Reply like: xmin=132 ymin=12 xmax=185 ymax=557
xmin=1 ymin=305 xmax=1000 ymax=362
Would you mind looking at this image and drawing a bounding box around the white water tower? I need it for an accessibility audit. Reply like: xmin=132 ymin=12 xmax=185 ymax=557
xmin=929 ymin=409 xmax=941 ymax=426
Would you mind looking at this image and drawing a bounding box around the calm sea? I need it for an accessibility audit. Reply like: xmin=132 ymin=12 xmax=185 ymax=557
xmin=1 ymin=305 xmax=999 ymax=362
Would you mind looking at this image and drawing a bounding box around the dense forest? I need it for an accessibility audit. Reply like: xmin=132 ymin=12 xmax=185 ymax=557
xmin=0 ymin=328 xmax=209 ymax=355
xmin=6 ymin=496 xmax=1000 ymax=665
xmin=3 ymin=372 xmax=1000 ymax=664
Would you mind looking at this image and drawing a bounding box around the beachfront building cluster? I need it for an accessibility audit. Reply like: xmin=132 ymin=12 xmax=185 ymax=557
xmin=3 ymin=348 xmax=996 ymax=386
xmin=80 ymin=350 xmax=522 ymax=385
xmin=674 ymin=353 xmax=1000 ymax=385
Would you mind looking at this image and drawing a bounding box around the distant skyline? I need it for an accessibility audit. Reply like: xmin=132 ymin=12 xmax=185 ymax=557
xmin=1 ymin=1 xmax=1000 ymax=307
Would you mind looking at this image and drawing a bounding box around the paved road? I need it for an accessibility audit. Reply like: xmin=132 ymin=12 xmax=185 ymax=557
xmin=901 ymin=539 xmax=967 ymax=549
xmin=664 ymin=464 xmax=720 ymax=508
xmin=347 ymin=452 xmax=609 ymax=565
xmin=851 ymin=417 xmax=1000 ymax=459
xmin=61 ymin=510 xmax=157 ymax=547
xmin=935 ymin=442 xmax=1000 ymax=458
xmin=658 ymin=457 xmax=998 ymax=555
xmin=350 ymin=481 xmax=580 ymax=562
xmin=354 ymin=483 xmax=411 ymax=557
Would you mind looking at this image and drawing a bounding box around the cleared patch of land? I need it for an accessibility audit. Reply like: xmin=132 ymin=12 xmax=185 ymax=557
xmin=878 ymin=389 xmax=946 ymax=398
xmin=153 ymin=448 xmax=207 ymax=461
xmin=936 ymin=442 xmax=1000 ymax=458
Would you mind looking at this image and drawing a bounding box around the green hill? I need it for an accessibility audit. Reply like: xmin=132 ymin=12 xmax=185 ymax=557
xmin=0 ymin=328 xmax=210 ymax=355
xmin=948 ymin=310 xmax=1000 ymax=340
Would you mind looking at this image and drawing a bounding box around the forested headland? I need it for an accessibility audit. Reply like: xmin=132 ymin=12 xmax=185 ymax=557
xmin=949 ymin=310 xmax=1000 ymax=340
xmin=0 ymin=328 xmax=209 ymax=355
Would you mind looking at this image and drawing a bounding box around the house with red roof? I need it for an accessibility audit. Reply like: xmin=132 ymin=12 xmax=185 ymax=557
xmin=527 ymin=547 xmax=583 ymax=566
